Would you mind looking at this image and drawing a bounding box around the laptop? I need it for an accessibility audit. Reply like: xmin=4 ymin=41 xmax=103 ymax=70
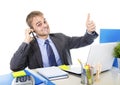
xmin=62 ymin=42 xmax=117 ymax=74
xmin=86 ymin=42 xmax=117 ymax=73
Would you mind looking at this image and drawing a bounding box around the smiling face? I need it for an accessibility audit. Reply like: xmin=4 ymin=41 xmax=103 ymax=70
xmin=31 ymin=15 xmax=50 ymax=39
xmin=26 ymin=11 xmax=50 ymax=39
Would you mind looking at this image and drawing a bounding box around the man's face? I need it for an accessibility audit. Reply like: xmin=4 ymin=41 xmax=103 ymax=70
xmin=31 ymin=16 xmax=50 ymax=38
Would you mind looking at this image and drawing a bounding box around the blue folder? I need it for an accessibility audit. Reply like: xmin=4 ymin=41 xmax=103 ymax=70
xmin=0 ymin=70 xmax=55 ymax=85
xmin=0 ymin=73 xmax=13 ymax=85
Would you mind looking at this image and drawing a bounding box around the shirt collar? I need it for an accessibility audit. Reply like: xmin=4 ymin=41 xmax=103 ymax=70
xmin=36 ymin=36 xmax=51 ymax=46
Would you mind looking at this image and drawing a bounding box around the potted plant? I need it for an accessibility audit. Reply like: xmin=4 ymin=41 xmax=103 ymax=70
xmin=113 ymin=42 xmax=120 ymax=72
xmin=113 ymin=42 xmax=120 ymax=58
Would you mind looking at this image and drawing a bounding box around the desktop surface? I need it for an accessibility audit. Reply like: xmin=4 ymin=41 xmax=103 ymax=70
xmin=0 ymin=67 xmax=120 ymax=85
xmin=52 ymin=67 xmax=120 ymax=85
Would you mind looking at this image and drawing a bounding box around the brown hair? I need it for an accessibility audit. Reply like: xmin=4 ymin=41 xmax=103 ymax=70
xmin=26 ymin=11 xmax=43 ymax=28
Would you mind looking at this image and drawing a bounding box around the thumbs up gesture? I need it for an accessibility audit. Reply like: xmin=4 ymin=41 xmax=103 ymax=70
xmin=86 ymin=13 xmax=96 ymax=33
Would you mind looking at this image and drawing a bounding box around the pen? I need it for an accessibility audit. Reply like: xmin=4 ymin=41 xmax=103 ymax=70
xmin=37 ymin=72 xmax=49 ymax=80
xmin=77 ymin=59 xmax=83 ymax=68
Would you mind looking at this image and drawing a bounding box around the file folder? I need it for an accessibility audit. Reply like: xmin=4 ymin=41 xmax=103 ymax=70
xmin=0 ymin=69 xmax=55 ymax=85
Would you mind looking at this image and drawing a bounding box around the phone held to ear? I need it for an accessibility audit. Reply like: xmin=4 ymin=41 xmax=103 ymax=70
xmin=30 ymin=31 xmax=36 ymax=40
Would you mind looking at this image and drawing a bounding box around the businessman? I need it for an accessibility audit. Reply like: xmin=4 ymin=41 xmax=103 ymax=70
xmin=10 ymin=11 xmax=98 ymax=71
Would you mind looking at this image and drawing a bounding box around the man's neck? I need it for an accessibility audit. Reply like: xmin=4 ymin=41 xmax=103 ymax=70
xmin=37 ymin=35 xmax=49 ymax=40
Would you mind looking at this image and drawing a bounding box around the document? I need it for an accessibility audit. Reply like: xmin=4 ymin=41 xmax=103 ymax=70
xmin=59 ymin=65 xmax=82 ymax=74
xmin=36 ymin=66 xmax=69 ymax=80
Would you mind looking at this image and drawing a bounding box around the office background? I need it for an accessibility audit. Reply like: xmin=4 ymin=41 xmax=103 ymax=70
xmin=0 ymin=0 xmax=120 ymax=75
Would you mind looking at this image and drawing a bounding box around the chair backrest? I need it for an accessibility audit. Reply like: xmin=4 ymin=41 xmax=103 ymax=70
xmin=100 ymin=29 xmax=120 ymax=43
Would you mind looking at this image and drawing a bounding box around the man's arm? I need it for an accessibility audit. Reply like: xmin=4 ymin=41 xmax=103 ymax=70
xmin=10 ymin=42 xmax=30 ymax=71
xmin=67 ymin=13 xmax=98 ymax=48
xmin=68 ymin=31 xmax=98 ymax=49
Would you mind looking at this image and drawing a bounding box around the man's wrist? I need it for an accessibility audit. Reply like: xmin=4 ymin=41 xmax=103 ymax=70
xmin=87 ymin=31 xmax=95 ymax=35
xmin=23 ymin=40 xmax=30 ymax=44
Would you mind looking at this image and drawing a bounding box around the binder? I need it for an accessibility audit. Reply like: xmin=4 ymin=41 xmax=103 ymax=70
xmin=0 ymin=69 xmax=55 ymax=85
xmin=36 ymin=66 xmax=69 ymax=80
xmin=25 ymin=70 xmax=55 ymax=85
xmin=0 ymin=73 xmax=13 ymax=85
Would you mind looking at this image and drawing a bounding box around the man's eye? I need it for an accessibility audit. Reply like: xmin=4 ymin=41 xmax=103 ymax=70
xmin=44 ymin=20 xmax=47 ymax=24
xmin=37 ymin=23 xmax=42 ymax=27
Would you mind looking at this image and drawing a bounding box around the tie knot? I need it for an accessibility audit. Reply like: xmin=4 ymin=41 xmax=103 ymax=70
xmin=45 ymin=39 xmax=49 ymax=44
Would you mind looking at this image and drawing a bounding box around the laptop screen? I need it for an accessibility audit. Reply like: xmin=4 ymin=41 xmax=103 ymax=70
xmin=87 ymin=42 xmax=117 ymax=73
xmin=60 ymin=42 xmax=117 ymax=74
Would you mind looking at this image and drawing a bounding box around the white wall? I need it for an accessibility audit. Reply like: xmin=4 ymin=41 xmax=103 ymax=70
xmin=0 ymin=0 xmax=120 ymax=75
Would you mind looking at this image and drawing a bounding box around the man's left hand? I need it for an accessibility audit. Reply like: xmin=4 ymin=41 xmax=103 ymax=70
xmin=86 ymin=13 xmax=96 ymax=33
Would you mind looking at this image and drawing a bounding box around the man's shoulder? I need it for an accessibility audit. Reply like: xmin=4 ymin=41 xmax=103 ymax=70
xmin=49 ymin=33 xmax=66 ymax=37
xmin=49 ymin=33 xmax=69 ymax=40
xmin=50 ymin=33 xmax=63 ymax=35
xmin=50 ymin=33 xmax=66 ymax=36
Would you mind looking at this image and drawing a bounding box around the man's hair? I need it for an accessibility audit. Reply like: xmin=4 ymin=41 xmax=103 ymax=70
xmin=26 ymin=11 xmax=43 ymax=29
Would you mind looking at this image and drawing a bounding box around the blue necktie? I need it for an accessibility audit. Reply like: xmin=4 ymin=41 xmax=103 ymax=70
xmin=45 ymin=39 xmax=57 ymax=66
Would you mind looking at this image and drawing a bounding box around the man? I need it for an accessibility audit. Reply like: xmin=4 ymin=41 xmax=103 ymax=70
xmin=10 ymin=11 xmax=98 ymax=71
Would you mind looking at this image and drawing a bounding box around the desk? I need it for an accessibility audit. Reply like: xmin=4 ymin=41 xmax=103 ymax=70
xmin=51 ymin=68 xmax=120 ymax=85
xmin=0 ymin=68 xmax=120 ymax=85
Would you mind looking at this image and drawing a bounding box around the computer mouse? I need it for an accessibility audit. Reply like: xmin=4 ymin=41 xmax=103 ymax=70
xmin=11 ymin=75 xmax=35 ymax=85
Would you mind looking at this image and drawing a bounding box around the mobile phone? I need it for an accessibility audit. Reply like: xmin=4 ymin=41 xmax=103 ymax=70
xmin=30 ymin=31 xmax=36 ymax=40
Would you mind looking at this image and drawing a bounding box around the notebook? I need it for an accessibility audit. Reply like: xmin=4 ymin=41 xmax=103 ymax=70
xmin=60 ymin=42 xmax=117 ymax=74
xmin=36 ymin=66 xmax=69 ymax=80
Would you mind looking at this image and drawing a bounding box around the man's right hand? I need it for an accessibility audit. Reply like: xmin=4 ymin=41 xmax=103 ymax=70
xmin=24 ymin=28 xmax=34 ymax=43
